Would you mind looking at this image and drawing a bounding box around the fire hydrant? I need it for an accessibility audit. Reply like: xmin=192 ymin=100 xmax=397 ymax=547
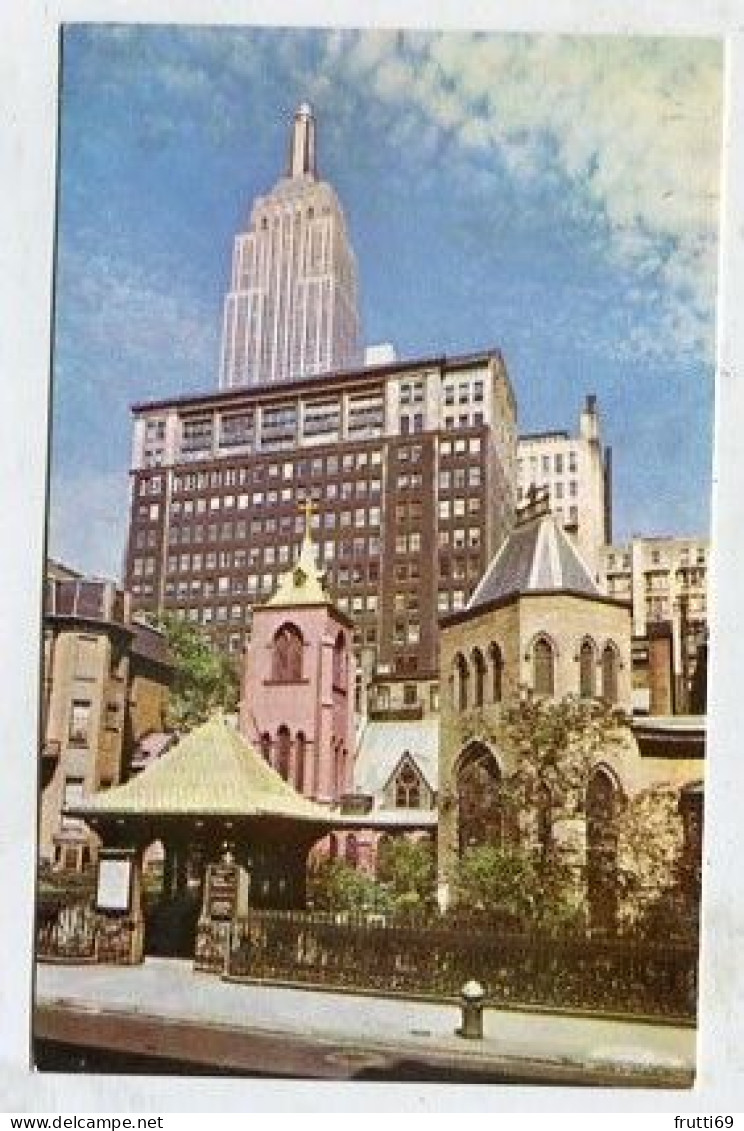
xmin=457 ymin=979 xmax=486 ymax=1040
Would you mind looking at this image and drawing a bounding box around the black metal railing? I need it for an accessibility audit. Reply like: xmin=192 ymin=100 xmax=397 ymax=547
xmin=36 ymin=903 xmax=97 ymax=961
xmin=226 ymin=910 xmax=698 ymax=1021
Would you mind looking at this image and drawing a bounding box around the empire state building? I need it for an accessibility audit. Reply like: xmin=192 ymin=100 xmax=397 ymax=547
xmin=218 ymin=103 xmax=362 ymax=389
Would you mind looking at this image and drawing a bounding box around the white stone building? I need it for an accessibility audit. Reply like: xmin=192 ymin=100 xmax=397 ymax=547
xmin=516 ymin=395 xmax=611 ymax=578
xmin=600 ymin=536 xmax=709 ymax=714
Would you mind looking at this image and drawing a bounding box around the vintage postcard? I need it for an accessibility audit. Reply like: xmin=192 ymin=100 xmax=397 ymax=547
xmin=4 ymin=2 xmax=744 ymax=1115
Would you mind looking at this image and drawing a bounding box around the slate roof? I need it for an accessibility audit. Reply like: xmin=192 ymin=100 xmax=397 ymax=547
xmin=71 ymin=713 xmax=331 ymax=823
xmin=467 ymin=512 xmax=601 ymax=612
xmin=353 ymin=718 xmax=439 ymax=797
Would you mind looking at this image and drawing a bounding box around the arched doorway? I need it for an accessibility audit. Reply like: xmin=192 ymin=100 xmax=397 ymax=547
xmin=456 ymin=743 xmax=505 ymax=854
xmin=586 ymin=768 xmax=621 ymax=930
xmin=143 ymin=836 xmax=203 ymax=958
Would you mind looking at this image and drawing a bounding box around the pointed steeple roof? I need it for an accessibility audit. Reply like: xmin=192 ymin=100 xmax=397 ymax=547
xmin=72 ymin=713 xmax=330 ymax=821
xmin=466 ymin=506 xmax=602 ymax=614
xmin=266 ymin=499 xmax=333 ymax=609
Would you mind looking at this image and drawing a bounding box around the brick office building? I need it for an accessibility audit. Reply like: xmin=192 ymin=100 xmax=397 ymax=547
xmin=125 ymin=349 xmax=517 ymax=686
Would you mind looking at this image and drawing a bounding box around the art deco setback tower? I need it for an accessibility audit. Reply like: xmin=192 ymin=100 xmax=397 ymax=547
xmin=219 ymin=103 xmax=362 ymax=389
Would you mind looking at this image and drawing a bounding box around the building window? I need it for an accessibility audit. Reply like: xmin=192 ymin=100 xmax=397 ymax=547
xmin=457 ymin=744 xmax=504 ymax=853
xmin=68 ymin=700 xmax=91 ymax=746
xmin=272 ymin=624 xmax=304 ymax=682
xmin=472 ymin=648 xmax=486 ymax=708
xmin=61 ymin=776 xmax=85 ymax=828
xmin=276 ymin=726 xmax=291 ymax=781
xmin=295 ymin=732 xmax=306 ymax=793
xmin=533 ymin=637 xmax=555 ymax=696
xmin=260 ymin=732 xmax=271 ymax=762
xmin=579 ymin=639 xmax=596 ymax=698
xmin=333 ymin=631 xmax=347 ymax=691
xmin=395 ymin=761 xmax=421 ymax=808
xmin=489 ymin=642 xmax=503 ymax=703
xmin=601 ymin=643 xmax=619 ymax=704
xmin=586 ymin=769 xmax=620 ymax=929
xmin=454 ymin=653 xmax=470 ymax=710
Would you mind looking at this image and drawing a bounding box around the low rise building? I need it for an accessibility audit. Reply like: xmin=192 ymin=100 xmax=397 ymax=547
xmin=40 ymin=564 xmax=173 ymax=871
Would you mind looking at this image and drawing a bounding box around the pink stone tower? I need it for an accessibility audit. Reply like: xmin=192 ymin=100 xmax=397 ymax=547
xmin=239 ymin=502 xmax=355 ymax=804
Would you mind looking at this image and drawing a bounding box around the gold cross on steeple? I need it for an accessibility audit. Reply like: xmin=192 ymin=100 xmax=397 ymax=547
xmin=299 ymin=496 xmax=316 ymax=538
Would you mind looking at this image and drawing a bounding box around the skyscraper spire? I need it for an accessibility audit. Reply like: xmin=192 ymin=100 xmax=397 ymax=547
xmin=218 ymin=102 xmax=361 ymax=389
xmin=288 ymin=101 xmax=317 ymax=179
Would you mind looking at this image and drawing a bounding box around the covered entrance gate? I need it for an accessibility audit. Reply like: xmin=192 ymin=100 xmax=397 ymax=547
xmin=70 ymin=713 xmax=336 ymax=963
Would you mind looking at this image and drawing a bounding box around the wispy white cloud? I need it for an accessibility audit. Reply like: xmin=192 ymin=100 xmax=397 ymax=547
xmin=320 ymin=31 xmax=722 ymax=361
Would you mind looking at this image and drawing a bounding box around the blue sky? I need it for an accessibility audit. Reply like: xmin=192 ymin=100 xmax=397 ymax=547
xmin=48 ymin=26 xmax=722 ymax=579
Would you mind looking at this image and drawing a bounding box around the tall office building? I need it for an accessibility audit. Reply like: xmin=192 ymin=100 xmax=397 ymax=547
xmin=125 ymin=349 xmax=516 ymax=688
xmin=516 ymin=395 xmax=612 ymax=578
xmin=219 ymin=103 xmax=361 ymax=389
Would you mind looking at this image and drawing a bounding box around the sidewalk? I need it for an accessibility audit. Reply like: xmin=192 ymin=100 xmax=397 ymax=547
xmin=35 ymin=958 xmax=696 ymax=1085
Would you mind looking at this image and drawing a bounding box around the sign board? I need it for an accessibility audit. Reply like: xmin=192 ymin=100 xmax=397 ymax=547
xmin=206 ymin=863 xmax=239 ymax=921
xmin=96 ymin=852 xmax=133 ymax=913
xmin=205 ymin=862 xmax=250 ymax=920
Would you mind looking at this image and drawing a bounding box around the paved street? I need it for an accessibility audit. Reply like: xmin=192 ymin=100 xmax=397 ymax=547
xmin=35 ymin=958 xmax=695 ymax=1084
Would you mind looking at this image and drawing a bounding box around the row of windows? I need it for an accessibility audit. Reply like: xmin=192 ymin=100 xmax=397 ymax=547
xmin=169 ymin=449 xmax=385 ymax=493
xmin=438 ymin=498 xmax=482 ymax=520
xmin=169 ymin=482 xmax=383 ymax=517
xmin=438 ymin=467 xmax=482 ymax=490
xmin=443 ymin=412 xmax=485 ymax=430
xmin=161 ymin=539 xmax=384 ymax=579
xmin=439 ymin=554 xmax=483 ymax=580
xmin=453 ymin=637 xmax=620 ymax=706
xmin=166 ymin=508 xmax=384 ymax=547
xmin=453 ymin=644 xmax=504 ymax=709
xmin=518 ymin=451 xmax=579 ymax=476
xmin=516 ymin=479 xmax=578 ymax=501
xmin=440 ymin=437 xmax=482 ymax=458
xmin=443 ymin=380 xmax=484 ymax=406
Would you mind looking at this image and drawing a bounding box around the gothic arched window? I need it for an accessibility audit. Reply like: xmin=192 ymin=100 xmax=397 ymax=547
xmin=489 ymin=642 xmax=503 ymax=703
xmin=295 ymin=731 xmax=306 ymax=794
xmin=272 ymin=623 xmax=304 ymax=683
xmin=533 ymin=637 xmax=555 ymax=697
xmin=601 ymin=643 xmax=619 ymax=704
xmin=276 ymin=725 xmax=291 ymax=781
xmin=332 ymin=631 xmax=347 ymax=691
xmin=457 ymin=744 xmax=504 ymax=854
xmin=472 ymin=648 xmax=486 ymax=708
xmin=454 ymin=653 xmax=470 ymax=711
xmin=395 ymin=760 xmax=422 ymax=808
xmin=586 ymin=768 xmax=621 ymax=930
xmin=579 ymin=639 xmax=596 ymax=699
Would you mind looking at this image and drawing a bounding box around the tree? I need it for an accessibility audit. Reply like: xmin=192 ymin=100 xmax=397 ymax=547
xmin=615 ymin=784 xmax=696 ymax=936
xmin=453 ymin=694 xmax=695 ymax=932
xmin=307 ymin=859 xmax=390 ymax=914
xmin=458 ymin=693 xmax=623 ymax=854
xmin=152 ymin=613 xmax=240 ymax=730
xmin=455 ymin=845 xmax=538 ymax=924
xmin=376 ymin=837 xmax=435 ymax=912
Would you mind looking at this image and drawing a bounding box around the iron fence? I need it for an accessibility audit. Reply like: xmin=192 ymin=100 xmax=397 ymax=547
xmin=227 ymin=909 xmax=698 ymax=1021
xmin=36 ymin=903 xmax=97 ymax=961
